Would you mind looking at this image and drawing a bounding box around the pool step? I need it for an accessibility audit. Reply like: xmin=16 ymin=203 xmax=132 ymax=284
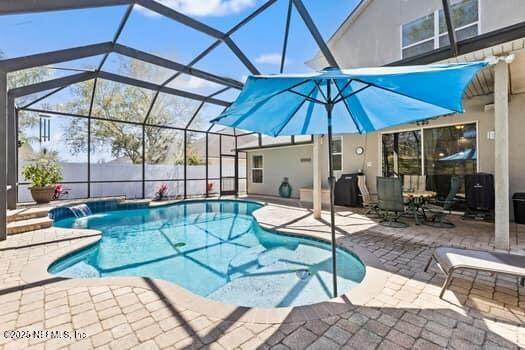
xmin=7 ymin=206 xmax=52 ymax=223
xmin=7 ymin=217 xmax=53 ymax=235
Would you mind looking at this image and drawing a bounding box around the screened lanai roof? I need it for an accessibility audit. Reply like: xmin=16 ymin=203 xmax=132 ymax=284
xmin=0 ymin=0 xmax=360 ymax=135
xmin=3 ymin=0 xmax=524 ymax=134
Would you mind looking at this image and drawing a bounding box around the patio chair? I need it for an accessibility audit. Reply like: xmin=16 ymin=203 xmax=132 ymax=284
xmin=424 ymin=247 xmax=525 ymax=299
xmin=376 ymin=177 xmax=408 ymax=228
xmin=357 ymin=175 xmax=379 ymax=216
xmin=403 ymin=175 xmax=427 ymax=192
xmin=423 ymin=176 xmax=461 ymax=228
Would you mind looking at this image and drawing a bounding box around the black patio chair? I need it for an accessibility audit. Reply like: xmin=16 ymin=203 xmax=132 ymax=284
xmin=424 ymin=175 xmax=461 ymax=228
xmin=377 ymin=177 xmax=408 ymax=228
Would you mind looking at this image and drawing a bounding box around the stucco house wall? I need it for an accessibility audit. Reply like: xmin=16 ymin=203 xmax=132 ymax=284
xmin=309 ymin=0 xmax=525 ymax=69
xmin=245 ymin=145 xmax=313 ymax=199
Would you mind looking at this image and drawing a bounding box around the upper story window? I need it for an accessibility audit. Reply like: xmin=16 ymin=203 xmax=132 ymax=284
xmin=401 ymin=0 xmax=479 ymax=59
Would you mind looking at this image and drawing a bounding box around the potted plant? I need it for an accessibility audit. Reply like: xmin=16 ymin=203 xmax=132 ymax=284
xmin=21 ymin=160 xmax=63 ymax=204
xmin=154 ymin=183 xmax=169 ymax=201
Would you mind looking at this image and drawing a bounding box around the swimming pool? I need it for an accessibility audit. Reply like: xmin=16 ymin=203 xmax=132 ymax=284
xmin=50 ymin=200 xmax=365 ymax=308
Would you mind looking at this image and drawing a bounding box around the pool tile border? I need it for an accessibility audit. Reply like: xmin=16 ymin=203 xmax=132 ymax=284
xmin=21 ymin=200 xmax=388 ymax=324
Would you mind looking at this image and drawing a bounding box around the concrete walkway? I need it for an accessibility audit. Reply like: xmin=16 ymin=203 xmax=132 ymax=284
xmin=0 ymin=196 xmax=524 ymax=349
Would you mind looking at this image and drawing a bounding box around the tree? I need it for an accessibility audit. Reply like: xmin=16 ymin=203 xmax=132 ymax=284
xmin=2 ymin=50 xmax=51 ymax=104
xmin=8 ymin=68 xmax=50 ymax=93
xmin=63 ymin=57 xmax=204 ymax=165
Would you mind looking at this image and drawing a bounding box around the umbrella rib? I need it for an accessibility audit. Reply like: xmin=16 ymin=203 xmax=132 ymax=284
xmin=301 ymin=93 xmax=317 ymax=134
xmin=333 ymin=84 xmax=370 ymax=104
xmin=313 ymin=80 xmax=327 ymax=102
xmin=288 ymin=88 xmax=326 ymax=105
xmin=274 ymin=86 xmax=317 ymax=137
xmin=331 ymin=79 xmax=352 ymax=102
xmin=333 ymin=82 xmax=363 ymax=134
xmin=353 ymin=78 xmax=460 ymax=112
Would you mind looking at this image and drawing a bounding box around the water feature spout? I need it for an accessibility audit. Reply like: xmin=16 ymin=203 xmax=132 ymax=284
xmin=68 ymin=204 xmax=92 ymax=218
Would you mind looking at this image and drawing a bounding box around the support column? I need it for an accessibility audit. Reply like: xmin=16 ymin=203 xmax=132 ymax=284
xmin=141 ymin=125 xmax=146 ymax=199
xmin=0 ymin=71 xmax=7 ymax=241
xmin=6 ymin=96 xmax=16 ymax=209
xmin=313 ymin=135 xmax=322 ymax=219
xmin=7 ymin=95 xmax=18 ymax=209
xmin=494 ymin=60 xmax=510 ymax=250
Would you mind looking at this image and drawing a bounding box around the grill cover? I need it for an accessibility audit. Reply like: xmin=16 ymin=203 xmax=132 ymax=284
xmin=334 ymin=173 xmax=362 ymax=207
xmin=465 ymin=173 xmax=495 ymax=211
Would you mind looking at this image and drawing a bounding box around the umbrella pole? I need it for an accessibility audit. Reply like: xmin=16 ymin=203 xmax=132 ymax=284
xmin=326 ymin=98 xmax=338 ymax=298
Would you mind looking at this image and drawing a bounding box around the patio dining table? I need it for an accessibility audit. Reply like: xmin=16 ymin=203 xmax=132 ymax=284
xmin=403 ymin=191 xmax=437 ymax=225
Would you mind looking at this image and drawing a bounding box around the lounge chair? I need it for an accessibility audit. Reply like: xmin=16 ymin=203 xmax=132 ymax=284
xmin=357 ymin=175 xmax=379 ymax=216
xmin=423 ymin=176 xmax=461 ymax=228
xmin=377 ymin=177 xmax=408 ymax=228
xmin=424 ymin=247 xmax=525 ymax=299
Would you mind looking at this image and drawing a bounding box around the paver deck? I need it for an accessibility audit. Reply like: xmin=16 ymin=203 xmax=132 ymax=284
xmin=0 ymin=196 xmax=524 ymax=349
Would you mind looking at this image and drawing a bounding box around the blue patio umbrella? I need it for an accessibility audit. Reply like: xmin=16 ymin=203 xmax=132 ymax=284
xmin=212 ymin=62 xmax=487 ymax=297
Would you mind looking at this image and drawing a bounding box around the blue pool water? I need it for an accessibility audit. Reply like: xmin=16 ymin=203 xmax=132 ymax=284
xmin=50 ymin=200 xmax=365 ymax=308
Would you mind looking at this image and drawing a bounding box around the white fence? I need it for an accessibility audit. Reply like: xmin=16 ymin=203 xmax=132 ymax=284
xmin=18 ymin=158 xmax=246 ymax=202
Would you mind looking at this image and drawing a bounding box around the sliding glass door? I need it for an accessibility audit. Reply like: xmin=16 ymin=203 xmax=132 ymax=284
xmin=381 ymin=122 xmax=477 ymax=196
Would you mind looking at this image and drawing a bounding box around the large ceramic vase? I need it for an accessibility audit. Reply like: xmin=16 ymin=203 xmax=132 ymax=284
xmin=279 ymin=177 xmax=292 ymax=198
xmin=30 ymin=186 xmax=55 ymax=204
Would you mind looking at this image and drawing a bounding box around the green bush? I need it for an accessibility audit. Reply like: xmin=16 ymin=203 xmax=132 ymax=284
xmin=22 ymin=160 xmax=63 ymax=187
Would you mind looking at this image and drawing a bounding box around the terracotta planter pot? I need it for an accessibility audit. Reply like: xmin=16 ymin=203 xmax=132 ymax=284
xmin=30 ymin=186 xmax=55 ymax=204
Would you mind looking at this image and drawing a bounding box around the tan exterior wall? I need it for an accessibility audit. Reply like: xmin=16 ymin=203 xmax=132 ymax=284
xmin=481 ymin=0 xmax=525 ymax=32
xmin=246 ymin=145 xmax=313 ymax=198
xmin=310 ymin=0 xmax=525 ymax=69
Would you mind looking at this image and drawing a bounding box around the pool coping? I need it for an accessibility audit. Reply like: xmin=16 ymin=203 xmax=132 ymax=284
xmin=21 ymin=199 xmax=388 ymax=324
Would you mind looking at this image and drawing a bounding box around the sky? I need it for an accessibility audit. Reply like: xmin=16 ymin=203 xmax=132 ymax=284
xmin=2 ymin=0 xmax=360 ymax=163
xmin=0 ymin=0 xmax=360 ymax=72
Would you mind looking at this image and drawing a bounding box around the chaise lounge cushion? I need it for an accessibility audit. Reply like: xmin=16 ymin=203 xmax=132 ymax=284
xmin=433 ymin=247 xmax=525 ymax=277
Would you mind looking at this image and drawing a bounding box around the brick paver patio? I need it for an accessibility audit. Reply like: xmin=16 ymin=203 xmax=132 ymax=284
xmin=0 ymin=196 xmax=524 ymax=349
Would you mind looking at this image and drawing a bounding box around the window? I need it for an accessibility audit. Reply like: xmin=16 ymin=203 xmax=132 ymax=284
xmin=382 ymin=130 xmax=422 ymax=177
xmin=252 ymin=155 xmax=263 ymax=184
xmin=401 ymin=0 xmax=479 ymax=59
xmin=331 ymin=137 xmax=343 ymax=171
xmin=401 ymin=13 xmax=435 ymax=58
xmin=424 ymin=123 xmax=477 ymax=176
